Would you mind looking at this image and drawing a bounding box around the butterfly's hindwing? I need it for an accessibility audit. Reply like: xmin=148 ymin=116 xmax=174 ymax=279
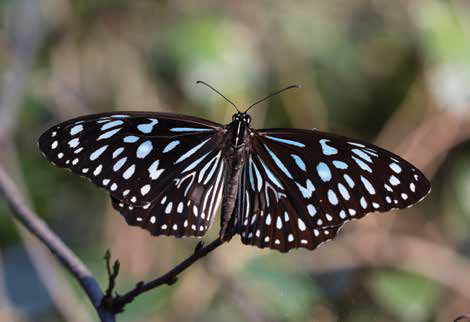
xmin=38 ymin=112 xmax=226 ymax=237
xmin=237 ymin=128 xmax=431 ymax=252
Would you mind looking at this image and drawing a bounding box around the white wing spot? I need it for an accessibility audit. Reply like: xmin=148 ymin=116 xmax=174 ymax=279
xmin=266 ymin=214 xmax=272 ymax=225
xmin=319 ymin=139 xmax=338 ymax=155
xmin=163 ymin=140 xmax=180 ymax=153
xmin=344 ymin=174 xmax=355 ymax=188
xmin=333 ymin=160 xmax=348 ymax=170
xmin=113 ymin=157 xmax=127 ymax=171
xmin=136 ymin=140 xmax=153 ymax=159
xmin=360 ymin=197 xmax=367 ymax=209
xmin=141 ymin=184 xmax=151 ymax=196
xmin=70 ymin=124 xmax=84 ymax=135
xmin=101 ymin=120 xmax=123 ymax=131
xmin=93 ymin=165 xmax=103 ymax=176
xmin=298 ymin=218 xmax=306 ymax=231
xmin=338 ymin=183 xmax=350 ymax=200
xmin=90 ymin=145 xmax=108 ymax=161
xmin=288 ymin=234 xmax=294 ymax=242
xmin=389 ymin=175 xmax=400 ymax=186
xmin=276 ymin=217 xmax=283 ymax=229
xmin=112 ymin=147 xmax=124 ymax=158
xmin=296 ymin=179 xmax=315 ymax=198
xmin=307 ymin=204 xmax=317 ymax=217
xmin=137 ymin=118 xmax=158 ymax=133
xmin=123 ymin=164 xmax=136 ymax=179
xmin=110 ymin=183 xmax=118 ymax=191
xmin=177 ymin=202 xmax=184 ymax=213
xmin=148 ymin=160 xmax=165 ymax=180
xmin=291 ymin=154 xmax=306 ymax=171
xmin=327 ymin=190 xmax=339 ymax=205
xmin=165 ymin=202 xmax=173 ymax=214
xmin=68 ymin=138 xmax=80 ymax=148
xmin=352 ymin=156 xmax=372 ymax=173
xmin=123 ymin=136 xmax=139 ymax=143
xmin=360 ymin=176 xmax=376 ymax=195
xmin=352 ymin=149 xmax=373 ymax=163
xmin=51 ymin=141 xmax=58 ymax=149
xmin=410 ymin=182 xmax=416 ymax=192
xmin=98 ymin=128 xmax=122 ymax=140
xmin=389 ymin=162 xmax=402 ymax=174
xmin=317 ymin=162 xmax=332 ymax=182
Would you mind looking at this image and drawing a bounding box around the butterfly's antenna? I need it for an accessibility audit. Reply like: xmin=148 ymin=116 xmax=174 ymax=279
xmin=196 ymin=81 xmax=241 ymax=112
xmin=244 ymin=84 xmax=301 ymax=113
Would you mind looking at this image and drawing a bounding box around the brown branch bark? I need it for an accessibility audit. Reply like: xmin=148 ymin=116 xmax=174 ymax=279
xmin=0 ymin=162 xmax=225 ymax=320
xmin=105 ymin=239 xmax=224 ymax=314
xmin=0 ymin=165 xmax=115 ymax=322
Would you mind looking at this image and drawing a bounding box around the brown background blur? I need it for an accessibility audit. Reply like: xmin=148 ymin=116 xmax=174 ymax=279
xmin=0 ymin=1 xmax=469 ymax=321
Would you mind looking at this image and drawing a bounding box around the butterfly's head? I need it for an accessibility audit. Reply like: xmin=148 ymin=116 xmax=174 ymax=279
xmin=232 ymin=112 xmax=251 ymax=125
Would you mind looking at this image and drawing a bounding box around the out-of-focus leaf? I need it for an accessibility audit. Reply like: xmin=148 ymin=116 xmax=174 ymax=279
xmin=239 ymin=255 xmax=321 ymax=322
xmin=413 ymin=1 xmax=470 ymax=115
xmin=368 ymin=270 xmax=440 ymax=322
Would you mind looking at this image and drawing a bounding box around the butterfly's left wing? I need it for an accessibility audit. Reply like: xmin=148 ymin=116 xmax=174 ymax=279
xmin=237 ymin=128 xmax=431 ymax=252
xmin=38 ymin=112 xmax=227 ymax=238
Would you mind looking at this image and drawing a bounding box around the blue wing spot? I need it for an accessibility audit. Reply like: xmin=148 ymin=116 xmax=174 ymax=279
xmin=333 ymin=160 xmax=348 ymax=170
xmin=319 ymin=139 xmax=338 ymax=155
xmin=316 ymin=162 xmax=332 ymax=182
xmin=265 ymin=135 xmax=305 ymax=147
xmin=291 ymin=154 xmax=306 ymax=172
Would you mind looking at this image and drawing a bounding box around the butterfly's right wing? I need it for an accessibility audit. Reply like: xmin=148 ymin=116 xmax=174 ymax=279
xmin=39 ymin=112 xmax=227 ymax=237
xmin=236 ymin=128 xmax=431 ymax=252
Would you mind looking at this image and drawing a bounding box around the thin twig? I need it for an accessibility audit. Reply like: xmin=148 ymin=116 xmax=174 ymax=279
xmin=101 ymin=250 xmax=120 ymax=310
xmin=108 ymin=239 xmax=224 ymax=314
xmin=0 ymin=165 xmax=115 ymax=322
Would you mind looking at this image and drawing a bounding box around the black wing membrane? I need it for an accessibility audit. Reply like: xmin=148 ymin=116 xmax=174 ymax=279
xmin=237 ymin=128 xmax=431 ymax=252
xmin=38 ymin=112 xmax=226 ymax=237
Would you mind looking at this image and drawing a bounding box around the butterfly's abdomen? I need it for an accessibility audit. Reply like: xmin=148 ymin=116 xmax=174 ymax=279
xmin=219 ymin=144 xmax=247 ymax=240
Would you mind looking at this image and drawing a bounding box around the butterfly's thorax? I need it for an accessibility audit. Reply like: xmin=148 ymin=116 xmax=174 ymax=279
xmin=219 ymin=114 xmax=251 ymax=239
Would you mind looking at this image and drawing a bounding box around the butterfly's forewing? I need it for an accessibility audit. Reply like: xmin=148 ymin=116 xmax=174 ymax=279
xmin=38 ymin=112 xmax=226 ymax=237
xmin=237 ymin=128 xmax=431 ymax=252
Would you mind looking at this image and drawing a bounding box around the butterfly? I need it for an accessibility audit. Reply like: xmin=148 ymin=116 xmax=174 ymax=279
xmin=38 ymin=82 xmax=431 ymax=253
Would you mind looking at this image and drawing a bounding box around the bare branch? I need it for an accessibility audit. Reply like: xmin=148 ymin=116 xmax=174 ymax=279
xmin=107 ymin=239 xmax=224 ymax=314
xmin=0 ymin=165 xmax=115 ymax=322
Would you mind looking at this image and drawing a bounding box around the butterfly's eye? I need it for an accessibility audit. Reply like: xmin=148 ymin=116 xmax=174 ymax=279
xmin=232 ymin=115 xmax=239 ymax=122
xmin=244 ymin=115 xmax=251 ymax=124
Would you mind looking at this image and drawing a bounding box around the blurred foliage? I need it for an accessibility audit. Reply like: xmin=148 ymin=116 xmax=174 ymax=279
xmin=368 ymin=270 xmax=440 ymax=322
xmin=0 ymin=0 xmax=469 ymax=322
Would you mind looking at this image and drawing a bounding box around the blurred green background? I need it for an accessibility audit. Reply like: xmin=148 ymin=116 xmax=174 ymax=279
xmin=0 ymin=0 xmax=469 ymax=321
